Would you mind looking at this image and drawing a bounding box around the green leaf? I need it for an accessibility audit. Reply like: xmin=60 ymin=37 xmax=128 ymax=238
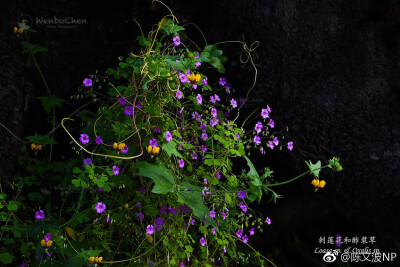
xmin=177 ymin=182 xmax=208 ymax=219
xmin=37 ymin=96 xmax=65 ymax=114
xmin=305 ymin=160 xmax=322 ymax=179
xmin=160 ymin=19 xmax=185 ymax=35
xmin=21 ymin=41 xmax=47 ymax=54
xmin=26 ymin=133 xmax=58 ymax=146
xmin=135 ymin=162 xmax=175 ymax=194
xmin=0 ymin=252 xmax=14 ymax=264
xmin=244 ymin=155 xmax=260 ymax=180
xmin=162 ymin=141 xmax=183 ymax=158
xmin=165 ymin=58 xmax=187 ymax=72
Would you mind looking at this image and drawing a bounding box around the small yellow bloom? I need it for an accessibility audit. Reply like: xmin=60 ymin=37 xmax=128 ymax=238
xmin=14 ymin=27 xmax=18 ymax=33
xmin=319 ymin=180 xmax=326 ymax=188
xmin=311 ymin=179 xmax=326 ymax=192
xmin=147 ymin=145 xmax=153 ymax=153
xmin=95 ymin=256 xmax=103 ymax=263
xmin=89 ymin=256 xmax=95 ymax=262
xmin=118 ymin=143 xmax=126 ymax=150
xmin=152 ymin=146 xmax=160 ymax=154
xmin=31 ymin=144 xmax=42 ymax=152
xmin=18 ymin=28 xmax=24 ymax=34
xmin=41 ymin=239 xmax=53 ymax=248
xmin=195 ymin=74 xmax=201 ymax=82
xmin=124 ymin=203 xmax=129 ymax=208
xmin=112 ymin=142 xmax=118 ymax=150
xmin=311 ymin=179 xmax=318 ymax=187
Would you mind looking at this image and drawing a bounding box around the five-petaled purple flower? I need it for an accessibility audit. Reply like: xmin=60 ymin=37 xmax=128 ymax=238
xmin=219 ymin=77 xmax=226 ymax=86
xmin=239 ymin=202 xmax=247 ymax=213
xmin=156 ymin=217 xmax=164 ymax=225
xmin=268 ymin=140 xmax=274 ymax=150
xmin=202 ymin=77 xmax=208 ymax=85
xmin=250 ymin=228 xmax=255 ymax=236
xmin=124 ymin=106 xmax=133 ymax=117
xmin=153 ymin=127 xmax=161 ymax=133
xmin=269 ymin=119 xmax=275 ymax=128
xmin=231 ymin=99 xmax=238 ymax=108
xmin=209 ymin=210 xmax=216 ymax=219
xmin=137 ymin=212 xmax=144 ymax=221
xmin=266 ymin=217 xmax=271 ymax=225
xmin=95 ymin=202 xmax=106 ymax=214
xmin=211 ymin=108 xmax=217 ymax=118
xmin=139 ymin=187 xmax=146 ymax=194
xmin=79 ymin=133 xmax=89 ymax=144
xmin=202 ymin=133 xmax=208 ymax=140
xmin=195 ymin=61 xmax=201 ymax=67
xmin=165 ymin=131 xmax=172 ymax=142
xmin=242 ymin=234 xmax=249 ymax=243
xmin=254 ymin=121 xmax=263 ymax=134
xmin=83 ymin=78 xmax=92 ymax=87
xmin=261 ymin=108 xmax=269 ymax=119
xmin=35 ymin=210 xmax=45 ymax=220
xmin=146 ymin=225 xmax=155 ymax=235
xmin=236 ymin=229 xmax=243 ymax=238
xmin=287 ymin=141 xmax=294 ymax=151
xmin=196 ymin=94 xmax=202 ymax=105
xmin=44 ymin=233 xmax=51 ymax=242
xmin=200 ymin=237 xmax=206 ymax=246
xmin=273 ymin=136 xmax=279 ymax=146
xmin=254 ymin=135 xmax=261 ymax=145
xmin=238 ymin=190 xmax=246 ymax=199
xmin=149 ymin=138 xmax=158 ymax=147
xmin=83 ymin=158 xmax=92 ymax=166
xmin=95 ymin=136 xmax=103 ymax=145
xmin=112 ymin=165 xmax=119 ymax=175
xmin=176 ymin=89 xmax=183 ymax=99
xmin=118 ymin=97 xmax=126 ymax=106
xmin=191 ymin=153 xmax=198 ymax=160
xmin=173 ymin=36 xmax=181 ymax=46
xmin=179 ymin=159 xmax=185 ymax=168
xmin=160 ymin=205 xmax=167 ymax=214
xmin=120 ymin=144 xmax=129 ymax=154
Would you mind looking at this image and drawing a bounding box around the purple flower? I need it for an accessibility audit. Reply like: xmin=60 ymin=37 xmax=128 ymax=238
xmin=139 ymin=187 xmax=146 ymax=194
xmin=216 ymin=172 xmax=221 ymax=179
xmin=238 ymin=190 xmax=246 ymax=199
xmin=211 ymin=108 xmax=217 ymax=118
xmin=214 ymin=94 xmax=220 ymax=102
xmin=222 ymin=247 xmax=226 ymax=253
xmin=169 ymin=207 xmax=179 ymax=215
xmin=273 ymin=137 xmax=279 ymax=146
xmin=253 ymin=135 xmax=261 ymax=145
xmin=154 ymin=127 xmax=161 ymax=133
xmin=201 ymin=145 xmax=208 ymax=153
xmin=124 ymin=106 xmax=134 ymax=116
xmin=266 ymin=217 xmax=271 ymax=225
xmin=191 ymin=153 xmax=198 ymax=160
xmin=236 ymin=229 xmax=243 ymax=238
xmin=210 ymin=117 xmax=219 ymax=127
xmin=95 ymin=136 xmax=103 ymax=144
xmin=149 ymin=138 xmax=158 ymax=147
xmin=240 ymin=98 xmax=246 ymax=105
xmin=156 ymin=217 xmax=164 ymax=225
xmin=136 ymin=203 xmax=142 ymax=209
xmin=146 ymin=225 xmax=155 ymax=235
xmin=268 ymin=140 xmax=274 ymax=150
xmin=83 ymin=158 xmax=92 ymax=166
xmin=83 ymin=78 xmax=92 ymax=87
xmin=44 ymin=232 xmax=51 ymax=242
xmin=160 ymin=205 xmax=167 ymax=214
xmin=165 ymin=131 xmax=172 ymax=142
xmin=202 ymin=77 xmax=208 ymax=85
xmin=35 ymin=210 xmax=45 ymax=220
xmin=212 ymin=228 xmax=216 ymax=235
xmin=231 ymin=99 xmax=238 ymax=108
xmin=200 ymin=122 xmax=207 ymax=131
xmin=235 ymin=134 xmax=240 ymax=140
xmin=137 ymin=212 xmax=144 ymax=221
xmin=220 ymin=212 xmax=226 ymax=220
xmin=219 ymin=77 xmax=226 ymax=86
xmin=239 ymin=202 xmax=247 ymax=213
xmin=209 ymin=210 xmax=216 ymax=219
xmin=201 ymin=133 xmax=208 ymax=140
xmin=261 ymin=108 xmax=269 ymax=119
xmin=95 ymin=202 xmax=106 ymax=214
xmin=112 ymin=165 xmax=120 ymax=175
xmin=178 ymin=159 xmax=185 ymax=168
xmin=210 ymin=95 xmax=216 ymax=104
xmin=196 ymin=94 xmax=202 ymax=104
xmin=242 ymin=234 xmax=249 ymax=243
xmin=254 ymin=121 xmax=263 ymax=134
xmin=266 ymin=104 xmax=271 ymax=113
xmin=176 ymin=89 xmax=183 ymax=99
xmin=195 ymin=61 xmax=201 ymax=67
xmin=204 ymin=178 xmax=208 ymax=184
xmin=79 ymin=133 xmax=89 ymax=144
xmin=200 ymin=237 xmax=206 ymax=246
xmin=179 ymin=263 xmax=185 ymax=267
xmin=287 ymin=141 xmax=294 ymax=151
xmin=179 ymin=72 xmax=187 ymax=83
xmin=120 ymin=144 xmax=129 ymax=154
xmin=173 ymin=36 xmax=181 ymax=46
xmin=269 ymin=119 xmax=275 ymax=128
xmin=135 ymin=100 xmax=142 ymax=109
xmin=225 ymin=112 xmax=230 ymax=118
xmin=118 ymin=97 xmax=127 ymax=106
xmin=189 ymin=218 xmax=195 ymax=225
xmin=250 ymin=228 xmax=255 ymax=236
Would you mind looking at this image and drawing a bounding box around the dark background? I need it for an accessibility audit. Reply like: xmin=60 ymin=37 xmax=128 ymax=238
xmin=1 ymin=0 xmax=400 ymax=266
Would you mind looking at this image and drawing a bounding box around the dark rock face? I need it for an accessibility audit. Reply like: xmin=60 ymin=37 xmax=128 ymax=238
xmin=1 ymin=0 xmax=400 ymax=265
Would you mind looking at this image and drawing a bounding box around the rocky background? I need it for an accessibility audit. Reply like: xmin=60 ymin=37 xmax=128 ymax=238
xmin=1 ymin=0 xmax=399 ymax=266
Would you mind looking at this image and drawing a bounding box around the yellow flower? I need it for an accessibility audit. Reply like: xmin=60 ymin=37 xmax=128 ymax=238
xmin=311 ymin=179 xmax=326 ymax=192
xmin=89 ymin=257 xmax=95 ymax=262
xmin=195 ymin=74 xmax=201 ymax=82
xmin=311 ymin=179 xmax=318 ymax=187
xmin=95 ymin=256 xmax=103 ymax=263
xmin=319 ymin=180 xmax=326 ymax=188
xmin=124 ymin=203 xmax=129 ymax=208
xmin=112 ymin=142 xmax=118 ymax=150
xmin=152 ymin=146 xmax=160 ymax=154
xmin=118 ymin=143 xmax=126 ymax=150
xmin=147 ymin=145 xmax=153 ymax=153
xmin=41 ymin=239 xmax=53 ymax=248
xmin=14 ymin=27 xmax=18 ymax=33
xmin=18 ymin=28 xmax=24 ymax=34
